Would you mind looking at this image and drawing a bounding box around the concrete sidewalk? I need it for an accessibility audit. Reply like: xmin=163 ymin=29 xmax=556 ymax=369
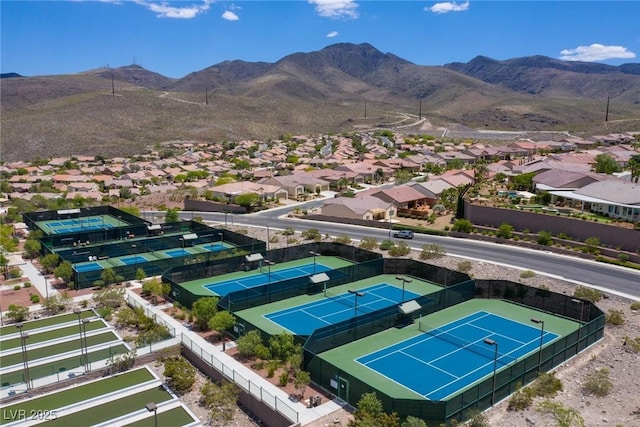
xmin=125 ymin=289 xmax=349 ymax=426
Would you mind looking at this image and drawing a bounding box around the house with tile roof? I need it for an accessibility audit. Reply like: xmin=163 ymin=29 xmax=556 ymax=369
xmin=321 ymin=195 xmax=394 ymax=220
xmin=548 ymin=180 xmax=640 ymax=222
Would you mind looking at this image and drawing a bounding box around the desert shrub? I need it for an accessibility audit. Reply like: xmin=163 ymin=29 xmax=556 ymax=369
xmin=379 ymin=240 xmax=395 ymax=251
xmin=630 ymin=301 xmax=640 ymax=311
xmin=359 ymin=237 xmax=378 ymax=250
xmin=451 ymin=219 xmax=473 ymax=233
xmin=457 ymin=260 xmax=472 ymax=273
xmin=537 ymin=231 xmax=553 ymax=246
xmin=301 ymin=228 xmax=321 ymax=240
xmin=623 ymin=336 xmax=640 ymax=353
xmin=497 ymin=222 xmax=514 ymax=239
xmin=9 ymin=267 xmax=22 ymax=279
xmin=30 ymin=294 xmax=40 ymax=303
xmin=13 ymin=284 xmax=21 ymax=291
xmin=388 ymin=241 xmax=411 ymax=257
xmin=582 ymin=368 xmax=613 ymax=397
xmin=23 ymin=282 xmax=31 ymax=288
xmin=163 ymin=355 xmax=196 ymax=395
xmin=583 ymin=236 xmax=601 ymax=254
xmin=507 ymin=385 xmax=534 ymax=411
xmin=536 ymin=399 xmax=584 ymax=427
xmin=606 ymin=309 xmax=625 ymax=326
xmin=573 ymin=285 xmax=602 ymax=303
xmin=333 ymin=235 xmax=352 ymax=244
xmin=419 ymin=243 xmax=446 ymax=260
xmin=278 ymin=372 xmax=289 ymax=386
xmin=530 ymin=372 xmax=563 ymax=398
xmin=520 ymin=270 xmax=536 ymax=279
xmin=618 ymin=253 xmax=630 ymax=262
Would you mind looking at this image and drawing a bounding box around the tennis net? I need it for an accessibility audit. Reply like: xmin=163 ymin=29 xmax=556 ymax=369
xmin=418 ymin=319 xmax=513 ymax=362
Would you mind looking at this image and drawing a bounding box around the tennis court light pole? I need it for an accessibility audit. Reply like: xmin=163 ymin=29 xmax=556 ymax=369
xmin=309 ymin=251 xmax=320 ymax=273
xmin=395 ymin=276 xmax=412 ymax=303
xmin=483 ymin=338 xmax=498 ymax=406
xmin=264 ymin=260 xmax=275 ymax=303
xmin=571 ymin=298 xmax=585 ymax=347
xmin=531 ymin=318 xmax=545 ymax=373
xmin=348 ymin=289 xmax=365 ymax=338
xmin=73 ymin=309 xmax=85 ymax=370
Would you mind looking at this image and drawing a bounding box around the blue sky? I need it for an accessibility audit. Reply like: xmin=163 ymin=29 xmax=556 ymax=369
xmin=2 ymin=1 xmax=638 ymax=78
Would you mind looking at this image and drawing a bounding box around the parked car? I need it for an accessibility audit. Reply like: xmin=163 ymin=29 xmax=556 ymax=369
xmin=393 ymin=230 xmax=414 ymax=239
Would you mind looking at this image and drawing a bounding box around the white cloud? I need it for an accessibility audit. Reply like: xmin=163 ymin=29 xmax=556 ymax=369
xmin=132 ymin=0 xmax=213 ymax=19
xmin=327 ymin=31 xmax=339 ymax=38
xmin=559 ymin=44 xmax=636 ymax=62
xmin=426 ymin=1 xmax=469 ymax=14
xmin=308 ymin=0 xmax=358 ymax=19
xmin=222 ymin=10 xmax=239 ymax=21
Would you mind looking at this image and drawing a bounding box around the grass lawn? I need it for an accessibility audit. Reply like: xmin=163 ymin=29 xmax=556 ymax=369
xmin=43 ymin=385 xmax=173 ymax=427
xmin=124 ymin=406 xmax=197 ymax=427
xmin=0 ymin=310 xmax=94 ymax=336
xmin=0 ymin=368 xmax=155 ymax=425
xmin=1 ymin=321 xmax=106 ymax=351
xmin=0 ymin=344 xmax=129 ymax=387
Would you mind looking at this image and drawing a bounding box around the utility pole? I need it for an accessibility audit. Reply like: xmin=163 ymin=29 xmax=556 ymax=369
xmin=419 ymin=98 xmax=422 ymax=119
xmin=605 ymin=96 xmax=610 ymax=122
xmin=111 ymin=74 xmax=115 ymax=95
xmin=364 ymin=100 xmax=367 ymax=119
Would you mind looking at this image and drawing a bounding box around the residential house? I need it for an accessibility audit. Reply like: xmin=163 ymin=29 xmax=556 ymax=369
xmin=363 ymin=185 xmax=429 ymax=209
xmin=211 ymin=181 xmax=288 ymax=203
xmin=549 ymin=180 xmax=640 ymax=222
xmin=409 ymin=180 xmax=454 ymax=205
xmin=321 ymin=195 xmax=395 ymax=220
xmin=259 ymin=174 xmax=329 ymax=198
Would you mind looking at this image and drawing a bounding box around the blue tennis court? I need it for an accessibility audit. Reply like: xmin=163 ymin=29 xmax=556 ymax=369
xmin=75 ymin=262 xmax=103 ymax=272
xmin=357 ymin=311 xmax=559 ymax=401
xmin=120 ymin=255 xmax=148 ymax=265
xmin=164 ymin=248 xmax=190 ymax=258
xmin=205 ymin=263 xmax=332 ymax=297
xmin=265 ymin=283 xmax=421 ymax=335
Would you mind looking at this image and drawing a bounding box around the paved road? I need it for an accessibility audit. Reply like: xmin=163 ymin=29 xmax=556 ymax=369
xmin=169 ymin=209 xmax=640 ymax=300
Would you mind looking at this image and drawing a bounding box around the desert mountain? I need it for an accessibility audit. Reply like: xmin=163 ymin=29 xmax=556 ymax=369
xmin=2 ymin=43 xmax=639 ymax=162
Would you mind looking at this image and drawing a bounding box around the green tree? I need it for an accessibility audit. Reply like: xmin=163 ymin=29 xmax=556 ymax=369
xmin=7 ymin=304 xmax=29 ymax=322
xmin=234 ymin=193 xmax=261 ymax=210
xmin=293 ymin=370 xmax=311 ymax=398
xmin=100 ymin=268 xmax=117 ymax=286
xmin=43 ymin=293 xmax=72 ymax=315
xmin=512 ymin=172 xmax=536 ymax=191
xmin=142 ymin=278 xmax=163 ymax=304
xmin=628 ymin=154 xmax=640 ymax=183
xmin=537 ymin=230 xmax=553 ymax=246
xmin=23 ymin=239 xmax=42 ymax=259
xmin=348 ymin=391 xmax=400 ymax=427
xmin=53 ymin=261 xmax=73 ymax=283
xmin=207 ymin=310 xmax=236 ymax=340
xmin=401 ymin=416 xmax=428 ymax=427
xmin=452 ymin=219 xmax=473 ymax=233
xmin=135 ymin=267 xmax=146 ymax=281
xmin=40 ymin=253 xmax=60 ymax=273
xmin=165 ymin=208 xmax=180 ymax=223
xmin=594 ymin=153 xmax=622 ymax=174
xmin=269 ymin=332 xmax=296 ymax=361
xmin=236 ymin=330 xmax=264 ymax=359
xmin=192 ymin=297 xmax=219 ymax=330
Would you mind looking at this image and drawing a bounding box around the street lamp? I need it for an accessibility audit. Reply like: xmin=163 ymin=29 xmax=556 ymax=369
xmin=145 ymin=402 xmax=158 ymax=427
xmin=571 ymin=298 xmax=585 ymax=347
xmin=309 ymin=251 xmax=321 ymax=274
xmin=73 ymin=309 xmax=85 ymax=368
xmin=483 ymin=338 xmax=498 ymax=406
xmin=395 ymin=276 xmax=412 ymax=303
xmin=348 ymin=289 xmax=365 ymax=338
xmin=266 ymin=225 xmax=270 ymax=252
xmin=131 ymin=244 xmax=138 ymax=267
xmin=531 ymin=318 xmax=545 ymax=373
xmin=43 ymin=272 xmax=49 ymax=302
xmin=16 ymin=323 xmax=31 ymax=390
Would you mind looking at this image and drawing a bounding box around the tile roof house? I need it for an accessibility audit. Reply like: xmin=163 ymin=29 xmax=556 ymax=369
xmin=549 ymin=180 xmax=640 ymax=222
xmin=409 ymin=180 xmax=454 ymax=203
xmin=364 ymin=185 xmax=429 ymax=209
xmin=321 ymin=195 xmax=394 ymax=220
xmin=259 ymin=174 xmax=330 ymax=198
xmin=532 ymin=170 xmax=605 ymax=192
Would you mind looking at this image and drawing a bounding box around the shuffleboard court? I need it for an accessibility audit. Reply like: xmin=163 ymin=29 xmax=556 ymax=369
xmin=356 ymin=311 xmax=558 ymax=401
xmin=265 ymin=283 xmax=421 ymax=335
xmin=205 ymin=262 xmax=334 ymax=297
